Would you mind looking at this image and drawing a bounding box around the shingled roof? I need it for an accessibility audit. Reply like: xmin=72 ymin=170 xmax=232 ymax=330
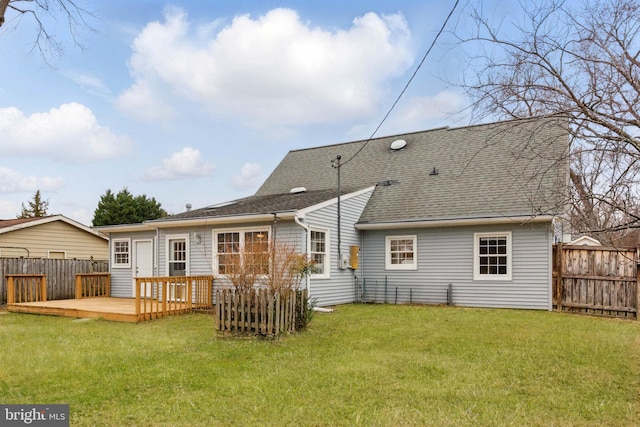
xmin=165 ymin=188 xmax=342 ymax=220
xmin=158 ymin=117 xmax=567 ymax=226
xmin=256 ymin=117 xmax=568 ymax=224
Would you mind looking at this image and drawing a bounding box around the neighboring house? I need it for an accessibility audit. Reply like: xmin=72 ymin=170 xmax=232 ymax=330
xmin=568 ymin=236 xmax=602 ymax=246
xmin=98 ymin=117 xmax=568 ymax=310
xmin=0 ymin=215 xmax=108 ymax=260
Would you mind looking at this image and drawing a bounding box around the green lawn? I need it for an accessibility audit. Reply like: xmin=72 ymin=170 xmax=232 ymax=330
xmin=1 ymin=305 xmax=639 ymax=426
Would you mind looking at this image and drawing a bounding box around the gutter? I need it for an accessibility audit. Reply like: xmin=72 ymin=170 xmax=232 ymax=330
xmin=96 ymin=212 xmax=297 ymax=233
xmin=355 ymin=214 xmax=556 ymax=230
xmin=294 ymin=213 xmax=311 ymax=299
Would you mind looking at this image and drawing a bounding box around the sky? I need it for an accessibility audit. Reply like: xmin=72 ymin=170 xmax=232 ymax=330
xmin=0 ymin=0 xmax=515 ymax=226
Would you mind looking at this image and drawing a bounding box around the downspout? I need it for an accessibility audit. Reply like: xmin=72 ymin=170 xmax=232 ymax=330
xmin=155 ymin=228 xmax=160 ymax=276
xmin=294 ymin=213 xmax=311 ymax=298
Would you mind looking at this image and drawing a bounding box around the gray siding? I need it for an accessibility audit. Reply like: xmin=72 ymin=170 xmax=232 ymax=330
xmin=359 ymin=222 xmax=552 ymax=310
xmin=108 ymin=220 xmax=306 ymax=296
xmin=305 ymin=189 xmax=373 ymax=306
xmin=109 ymin=230 xmax=157 ymax=298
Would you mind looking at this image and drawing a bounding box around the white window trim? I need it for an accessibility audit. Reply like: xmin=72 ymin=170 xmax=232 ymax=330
xmin=473 ymin=232 xmax=512 ymax=281
xmin=385 ymin=235 xmax=418 ymax=271
xmin=165 ymin=234 xmax=190 ymax=276
xmin=47 ymin=250 xmax=67 ymax=259
xmin=310 ymin=226 xmax=330 ymax=279
xmin=112 ymin=238 xmax=131 ymax=269
xmin=212 ymin=226 xmax=271 ymax=276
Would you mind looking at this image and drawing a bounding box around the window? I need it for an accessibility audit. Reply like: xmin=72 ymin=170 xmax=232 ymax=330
xmin=310 ymin=228 xmax=329 ymax=278
xmin=474 ymin=232 xmax=512 ymax=280
xmin=112 ymin=238 xmax=130 ymax=268
xmin=385 ymin=235 xmax=417 ymax=270
xmin=168 ymin=238 xmax=187 ymax=276
xmin=214 ymin=228 xmax=270 ymax=275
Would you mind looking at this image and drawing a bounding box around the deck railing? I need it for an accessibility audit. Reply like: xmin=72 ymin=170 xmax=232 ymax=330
xmin=135 ymin=276 xmax=213 ymax=321
xmin=75 ymin=273 xmax=111 ymax=299
xmin=6 ymin=274 xmax=47 ymax=304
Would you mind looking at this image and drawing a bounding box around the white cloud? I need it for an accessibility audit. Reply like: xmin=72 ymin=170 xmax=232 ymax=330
xmin=230 ymin=162 xmax=263 ymax=189
xmin=391 ymin=90 xmax=469 ymax=129
xmin=0 ymin=103 xmax=133 ymax=162
xmin=0 ymin=199 xmax=18 ymax=218
xmin=116 ymin=80 xmax=175 ymax=122
xmin=117 ymin=7 xmax=413 ymax=127
xmin=144 ymin=147 xmax=215 ymax=180
xmin=0 ymin=167 xmax=64 ymax=193
xmin=66 ymin=71 xmax=112 ymax=99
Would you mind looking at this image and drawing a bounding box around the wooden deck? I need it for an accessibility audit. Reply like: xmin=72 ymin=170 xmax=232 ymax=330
xmin=5 ymin=274 xmax=214 ymax=323
xmin=6 ymin=297 xmax=188 ymax=323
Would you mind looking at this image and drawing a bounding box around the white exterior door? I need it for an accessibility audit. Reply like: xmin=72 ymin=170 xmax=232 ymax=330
xmin=133 ymin=240 xmax=153 ymax=297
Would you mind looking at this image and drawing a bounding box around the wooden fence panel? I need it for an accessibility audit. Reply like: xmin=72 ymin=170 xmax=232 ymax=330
xmin=0 ymin=258 xmax=108 ymax=305
xmin=553 ymin=244 xmax=638 ymax=319
xmin=215 ymin=288 xmax=307 ymax=335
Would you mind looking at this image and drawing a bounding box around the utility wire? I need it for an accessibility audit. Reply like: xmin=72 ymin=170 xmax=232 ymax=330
xmin=341 ymin=0 xmax=461 ymax=166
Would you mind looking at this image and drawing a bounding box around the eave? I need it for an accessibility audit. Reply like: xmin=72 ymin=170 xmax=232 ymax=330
xmin=355 ymin=214 xmax=556 ymax=230
xmin=96 ymin=212 xmax=298 ymax=234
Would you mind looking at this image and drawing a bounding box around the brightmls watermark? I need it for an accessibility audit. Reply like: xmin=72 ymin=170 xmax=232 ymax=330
xmin=0 ymin=405 xmax=69 ymax=426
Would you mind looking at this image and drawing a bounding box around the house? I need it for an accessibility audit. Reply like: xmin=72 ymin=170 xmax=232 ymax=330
xmin=0 ymin=215 xmax=108 ymax=260
xmin=98 ymin=117 xmax=568 ymax=310
xmin=568 ymin=236 xmax=602 ymax=246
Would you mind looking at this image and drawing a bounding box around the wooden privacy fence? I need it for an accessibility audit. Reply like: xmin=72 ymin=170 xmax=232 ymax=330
xmin=0 ymin=257 xmax=108 ymax=304
xmin=135 ymin=276 xmax=213 ymax=321
xmin=215 ymin=288 xmax=308 ymax=335
xmin=553 ymin=243 xmax=639 ymax=319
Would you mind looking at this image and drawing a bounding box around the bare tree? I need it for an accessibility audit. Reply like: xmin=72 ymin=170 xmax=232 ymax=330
xmin=457 ymin=0 xmax=640 ymax=244
xmin=0 ymin=0 xmax=94 ymax=58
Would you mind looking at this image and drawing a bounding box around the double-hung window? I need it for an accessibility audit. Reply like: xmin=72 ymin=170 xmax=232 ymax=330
xmin=112 ymin=238 xmax=130 ymax=268
xmin=473 ymin=232 xmax=512 ymax=280
xmin=168 ymin=237 xmax=187 ymax=276
xmin=310 ymin=228 xmax=329 ymax=278
xmin=385 ymin=235 xmax=417 ymax=270
xmin=214 ymin=228 xmax=270 ymax=275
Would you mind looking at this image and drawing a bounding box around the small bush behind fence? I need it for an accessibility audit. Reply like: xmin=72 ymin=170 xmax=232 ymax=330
xmin=215 ymin=288 xmax=309 ymax=336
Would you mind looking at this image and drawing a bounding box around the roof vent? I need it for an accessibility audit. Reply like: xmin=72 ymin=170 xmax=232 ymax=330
xmin=185 ymin=203 xmax=192 ymax=212
xmin=290 ymin=187 xmax=307 ymax=194
xmin=390 ymin=139 xmax=407 ymax=151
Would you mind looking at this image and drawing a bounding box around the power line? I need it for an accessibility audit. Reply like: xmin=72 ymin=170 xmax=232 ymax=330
xmin=342 ymin=0 xmax=461 ymax=166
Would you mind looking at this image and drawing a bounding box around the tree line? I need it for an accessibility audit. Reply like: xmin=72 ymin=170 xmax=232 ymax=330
xmin=18 ymin=189 xmax=166 ymax=226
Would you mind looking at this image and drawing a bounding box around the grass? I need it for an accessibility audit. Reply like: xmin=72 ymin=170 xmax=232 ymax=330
xmin=0 ymin=305 xmax=639 ymax=426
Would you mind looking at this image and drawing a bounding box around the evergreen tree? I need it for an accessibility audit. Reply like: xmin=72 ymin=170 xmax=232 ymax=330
xmin=92 ymin=188 xmax=166 ymax=226
xmin=18 ymin=190 xmax=49 ymax=218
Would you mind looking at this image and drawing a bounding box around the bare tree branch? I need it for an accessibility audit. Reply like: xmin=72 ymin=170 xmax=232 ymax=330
xmin=1 ymin=0 xmax=95 ymax=59
xmin=456 ymin=0 xmax=640 ymax=242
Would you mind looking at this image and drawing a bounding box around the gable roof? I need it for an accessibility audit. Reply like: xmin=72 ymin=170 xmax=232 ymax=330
xmin=257 ymin=117 xmax=568 ymax=225
xmin=0 ymin=215 xmax=107 ymax=239
xmin=100 ymin=117 xmax=568 ymax=232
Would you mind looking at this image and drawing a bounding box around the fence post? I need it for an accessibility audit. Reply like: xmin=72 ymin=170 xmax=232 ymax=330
xmin=556 ymin=243 xmax=563 ymax=312
xmin=636 ymin=249 xmax=640 ymax=321
xmin=7 ymin=276 xmax=15 ymax=304
xmin=75 ymin=275 xmax=83 ymax=299
xmin=40 ymin=275 xmax=47 ymax=302
xmin=135 ymin=278 xmax=141 ymax=317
